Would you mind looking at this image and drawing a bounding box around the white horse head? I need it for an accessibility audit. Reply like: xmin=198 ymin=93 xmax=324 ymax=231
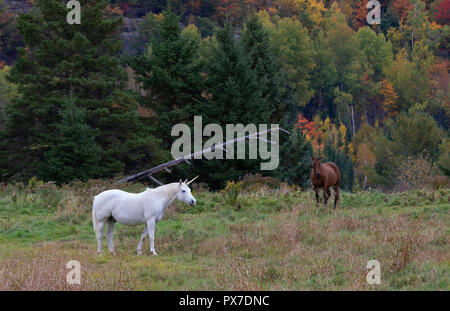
xmin=176 ymin=176 xmax=198 ymax=206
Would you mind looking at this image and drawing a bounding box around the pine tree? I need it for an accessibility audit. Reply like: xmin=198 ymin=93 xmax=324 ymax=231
xmin=130 ymin=8 xmax=204 ymax=150
xmin=182 ymin=24 xmax=270 ymax=189
xmin=437 ymin=138 xmax=450 ymax=177
xmin=2 ymin=0 xmax=166 ymax=182
xmin=240 ymin=14 xmax=283 ymax=123
xmin=323 ymin=137 xmax=354 ymax=192
xmin=271 ymin=127 xmax=313 ymax=188
xmin=41 ymin=100 xmax=102 ymax=183
xmin=199 ymin=23 xmax=263 ymax=125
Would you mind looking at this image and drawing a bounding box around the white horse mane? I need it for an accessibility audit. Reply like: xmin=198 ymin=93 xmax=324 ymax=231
xmin=143 ymin=183 xmax=179 ymax=199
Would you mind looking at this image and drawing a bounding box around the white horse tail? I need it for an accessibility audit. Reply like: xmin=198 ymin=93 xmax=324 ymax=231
xmin=92 ymin=197 xmax=99 ymax=240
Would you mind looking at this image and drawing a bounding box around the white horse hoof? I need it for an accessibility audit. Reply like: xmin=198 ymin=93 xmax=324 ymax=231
xmin=151 ymin=250 xmax=158 ymax=256
xmin=137 ymin=251 xmax=142 ymax=256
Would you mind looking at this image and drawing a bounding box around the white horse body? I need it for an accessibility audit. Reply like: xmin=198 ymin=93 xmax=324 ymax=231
xmin=93 ymin=189 xmax=171 ymax=226
xmin=92 ymin=179 xmax=197 ymax=256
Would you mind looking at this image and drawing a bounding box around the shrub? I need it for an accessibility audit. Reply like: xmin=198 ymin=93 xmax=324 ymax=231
xmin=396 ymin=154 xmax=440 ymax=190
xmin=37 ymin=182 xmax=62 ymax=209
xmin=221 ymin=181 xmax=243 ymax=207
xmin=429 ymin=175 xmax=450 ymax=190
xmin=437 ymin=138 xmax=450 ymax=177
xmin=240 ymin=174 xmax=282 ymax=192
xmin=26 ymin=176 xmax=44 ymax=193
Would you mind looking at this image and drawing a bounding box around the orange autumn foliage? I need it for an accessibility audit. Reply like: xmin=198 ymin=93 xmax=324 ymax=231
xmin=429 ymin=61 xmax=449 ymax=105
xmin=381 ymin=80 xmax=399 ymax=117
xmin=295 ymin=114 xmax=324 ymax=153
xmin=392 ymin=0 xmax=413 ymax=23
xmin=104 ymin=5 xmax=124 ymax=16
xmin=215 ymin=0 xmax=261 ymax=24
xmin=351 ymin=0 xmax=368 ymax=31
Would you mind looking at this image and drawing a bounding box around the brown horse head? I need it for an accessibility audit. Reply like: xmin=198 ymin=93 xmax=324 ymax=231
xmin=311 ymin=157 xmax=322 ymax=178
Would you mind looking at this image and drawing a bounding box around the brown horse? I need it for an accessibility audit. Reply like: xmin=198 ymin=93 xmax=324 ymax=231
xmin=310 ymin=157 xmax=341 ymax=209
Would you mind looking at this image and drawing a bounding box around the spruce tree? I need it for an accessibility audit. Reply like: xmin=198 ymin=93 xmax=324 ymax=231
xmin=323 ymin=139 xmax=354 ymax=192
xmin=130 ymin=8 xmax=204 ymax=150
xmin=271 ymin=128 xmax=313 ymax=188
xmin=240 ymin=15 xmax=282 ymax=123
xmin=2 ymin=0 xmax=166 ymax=182
xmin=184 ymin=24 xmax=271 ymax=188
xmin=41 ymin=99 xmax=102 ymax=183
xmin=199 ymin=24 xmax=263 ymax=125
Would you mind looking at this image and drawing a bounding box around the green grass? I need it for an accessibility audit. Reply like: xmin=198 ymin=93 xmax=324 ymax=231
xmin=0 ymin=182 xmax=448 ymax=290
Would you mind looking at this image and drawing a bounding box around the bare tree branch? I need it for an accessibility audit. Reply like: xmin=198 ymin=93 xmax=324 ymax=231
xmin=148 ymin=175 xmax=164 ymax=186
xmin=116 ymin=127 xmax=290 ymax=185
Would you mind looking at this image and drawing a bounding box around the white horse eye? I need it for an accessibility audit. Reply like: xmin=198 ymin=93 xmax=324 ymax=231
xmin=182 ymin=190 xmax=185 ymax=193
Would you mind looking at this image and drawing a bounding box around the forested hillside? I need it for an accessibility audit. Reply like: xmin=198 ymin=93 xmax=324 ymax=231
xmin=0 ymin=0 xmax=448 ymax=191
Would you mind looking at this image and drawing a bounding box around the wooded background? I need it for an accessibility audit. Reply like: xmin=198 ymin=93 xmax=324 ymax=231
xmin=0 ymin=0 xmax=448 ymax=190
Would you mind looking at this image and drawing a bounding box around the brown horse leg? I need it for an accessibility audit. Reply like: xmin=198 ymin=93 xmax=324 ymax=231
xmin=314 ymin=187 xmax=320 ymax=207
xmin=333 ymin=185 xmax=339 ymax=209
xmin=323 ymin=187 xmax=330 ymax=207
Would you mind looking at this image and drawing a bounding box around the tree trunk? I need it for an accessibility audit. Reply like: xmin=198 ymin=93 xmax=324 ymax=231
xmin=351 ymin=104 xmax=356 ymax=137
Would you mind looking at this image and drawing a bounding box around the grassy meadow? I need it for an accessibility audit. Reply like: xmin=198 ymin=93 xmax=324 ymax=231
xmin=0 ymin=179 xmax=448 ymax=290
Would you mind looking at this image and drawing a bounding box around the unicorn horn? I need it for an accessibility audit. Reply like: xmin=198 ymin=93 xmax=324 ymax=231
xmin=186 ymin=175 xmax=199 ymax=185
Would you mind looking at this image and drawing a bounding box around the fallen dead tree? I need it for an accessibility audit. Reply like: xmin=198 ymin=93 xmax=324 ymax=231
xmin=116 ymin=127 xmax=290 ymax=185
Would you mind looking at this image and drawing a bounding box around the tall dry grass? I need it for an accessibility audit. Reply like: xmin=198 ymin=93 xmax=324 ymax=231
xmin=0 ymin=179 xmax=448 ymax=290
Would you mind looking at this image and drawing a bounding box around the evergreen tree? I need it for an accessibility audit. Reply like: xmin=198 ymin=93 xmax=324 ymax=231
xmin=240 ymin=15 xmax=282 ymax=123
xmin=183 ymin=24 xmax=272 ymax=189
xmin=41 ymin=99 xmax=102 ymax=183
xmin=130 ymin=8 xmax=204 ymax=150
xmin=1 ymin=0 xmax=166 ymax=182
xmin=271 ymin=128 xmax=313 ymax=188
xmin=437 ymin=138 xmax=450 ymax=177
xmin=323 ymin=139 xmax=354 ymax=192
xmin=0 ymin=65 xmax=17 ymax=130
xmin=195 ymin=24 xmax=264 ymax=125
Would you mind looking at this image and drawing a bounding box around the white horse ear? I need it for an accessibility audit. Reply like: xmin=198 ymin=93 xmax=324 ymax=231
xmin=179 ymin=179 xmax=182 ymax=185
xmin=184 ymin=179 xmax=188 ymax=184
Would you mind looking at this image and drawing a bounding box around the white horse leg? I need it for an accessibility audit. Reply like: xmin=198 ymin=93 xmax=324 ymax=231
xmin=146 ymin=218 xmax=157 ymax=256
xmin=106 ymin=220 xmax=116 ymax=255
xmin=137 ymin=225 xmax=148 ymax=255
xmin=97 ymin=220 xmax=105 ymax=254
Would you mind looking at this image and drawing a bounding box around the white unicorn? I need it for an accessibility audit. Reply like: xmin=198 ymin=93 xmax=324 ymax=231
xmin=92 ymin=177 xmax=198 ymax=256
